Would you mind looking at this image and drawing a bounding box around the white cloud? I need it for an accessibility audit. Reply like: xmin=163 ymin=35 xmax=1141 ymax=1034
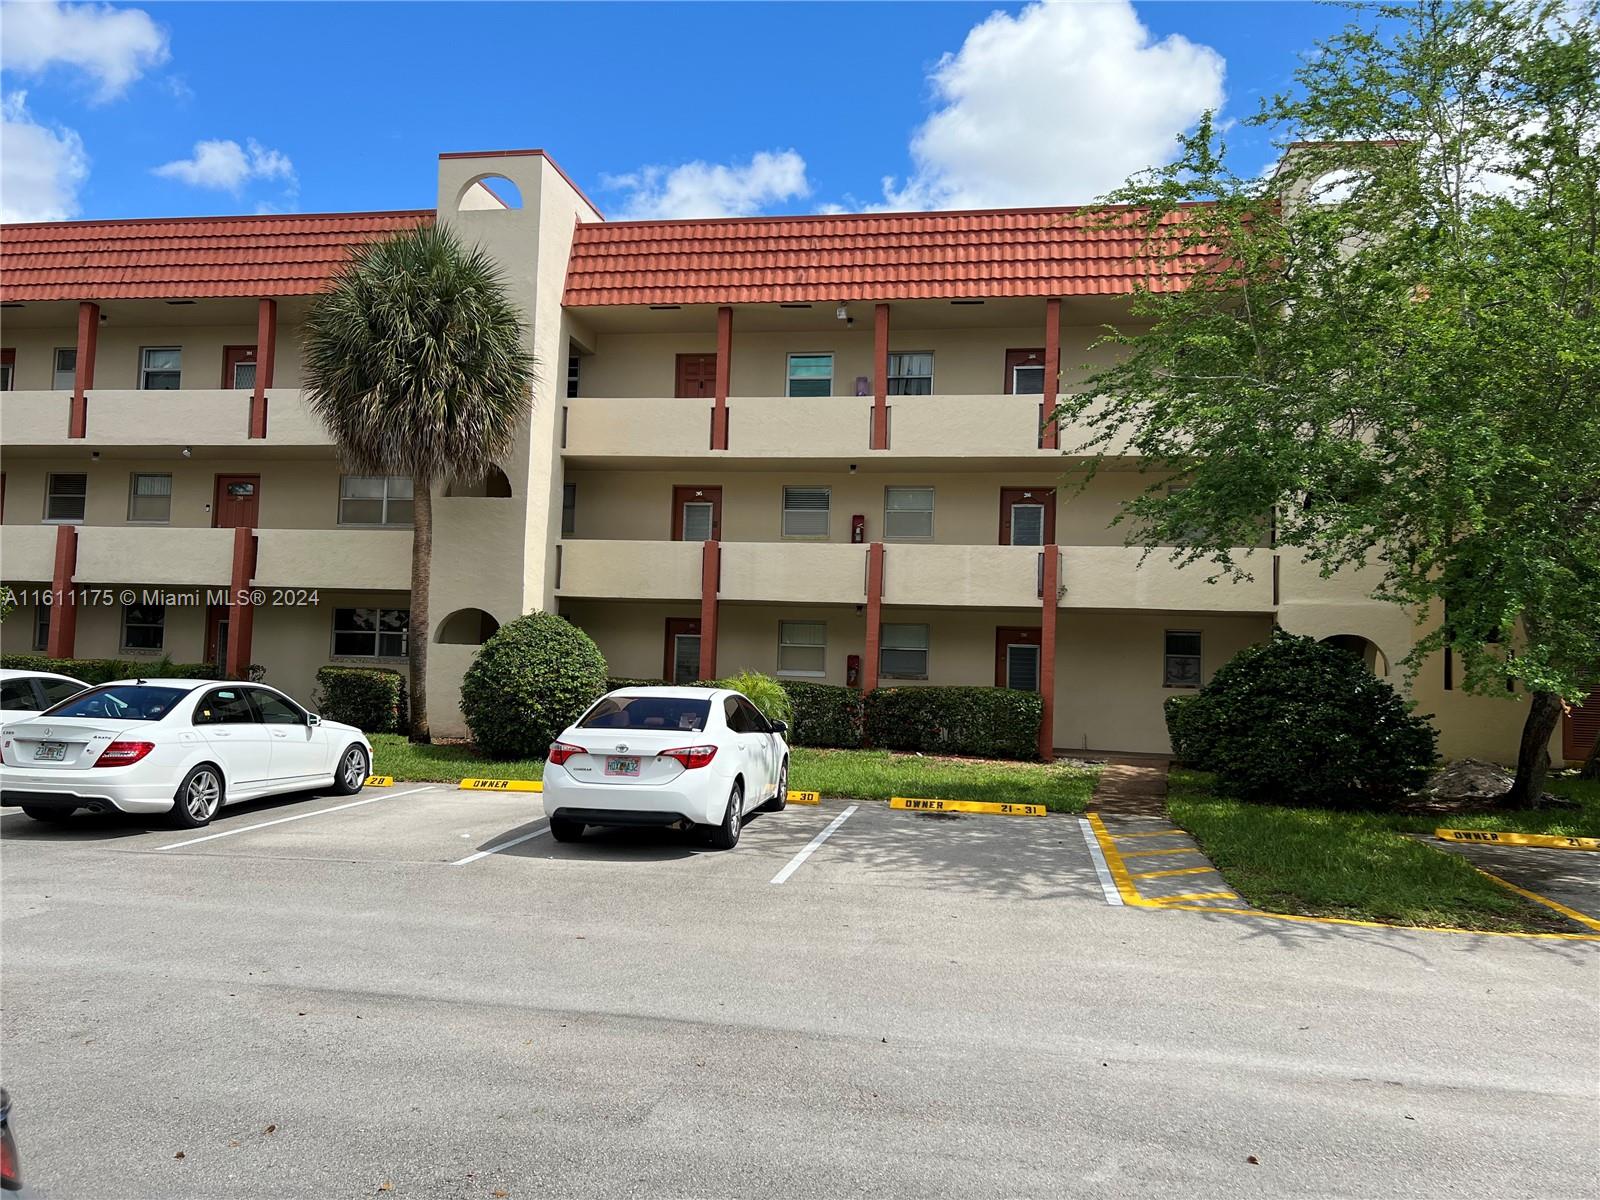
xmin=0 ymin=0 xmax=169 ymax=101
xmin=602 ymin=149 xmax=809 ymax=219
xmin=878 ymin=0 xmax=1225 ymax=210
xmin=0 ymin=91 xmax=89 ymax=221
xmin=152 ymin=137 xmax=296 ymax=193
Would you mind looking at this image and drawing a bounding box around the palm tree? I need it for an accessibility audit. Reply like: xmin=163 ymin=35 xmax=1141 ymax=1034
xmin=302 ymin=223 xmax=535 ymax=741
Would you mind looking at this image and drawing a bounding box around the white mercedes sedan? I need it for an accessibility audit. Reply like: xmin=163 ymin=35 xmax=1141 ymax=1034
xmin=543 ymin=686 xmax=791 ymax=849
xmin=0 ymin=679 xmax=372 ymax=828
xmin=0 ymin=668 xmax=89 ymax=718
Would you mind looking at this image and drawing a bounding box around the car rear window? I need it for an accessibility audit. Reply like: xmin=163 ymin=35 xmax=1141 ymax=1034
xmin=580 ymin=696 xmax=711 ymax=732
xmin=44 ymin=685 xmax=187 ymax=722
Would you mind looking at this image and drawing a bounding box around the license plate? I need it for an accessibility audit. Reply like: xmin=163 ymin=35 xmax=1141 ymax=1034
xmin=604 ymin=756 xmax=640 ymax=777
xmin=33 ymin=742 xmax=67 ymax=762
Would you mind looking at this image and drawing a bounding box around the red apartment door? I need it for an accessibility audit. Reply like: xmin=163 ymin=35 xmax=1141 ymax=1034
xmin=995 ymin=627 xmax=1043 ymax=691
xmin=664 ymin=618 xmax=703 ymax=685
xmin=222 ymin=345 xmax=259 ymax=389
xmin=205 ymin=605 xmax=231 ymax=671
xmin=675 ymin=354 xmax=718 ymax=398
xmin=1564 ymin=684 xmax=1599 ymax=762
xmin=213 ymin=474 xmax=261 ymax=528
xmin=999 ymin=487 xmax=1056 ymax=546
xmin=1004 ymin=349 xmax=1047 ymax=395
xmin=671 ymin=485 xmax=722 ymax=541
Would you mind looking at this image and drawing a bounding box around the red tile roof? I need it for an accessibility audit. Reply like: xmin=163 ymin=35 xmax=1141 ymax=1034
xmin=0 ymin=210 xmax=433 ymax=301
xmin=561 ymin=205 xmax=1210 ymax=306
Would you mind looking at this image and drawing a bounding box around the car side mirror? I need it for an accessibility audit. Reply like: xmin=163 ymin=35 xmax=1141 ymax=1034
xmin=770 ymin=720 xmax=788 ymax=736
xmin=306 ymin=713 xmax=322 ymax=726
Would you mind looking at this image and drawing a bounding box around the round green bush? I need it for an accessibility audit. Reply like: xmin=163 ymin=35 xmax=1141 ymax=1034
xmin=1171 ymin=630 xmax=1437 ymax=806
xmin=460 ymin=612 xmax=608 ymax=759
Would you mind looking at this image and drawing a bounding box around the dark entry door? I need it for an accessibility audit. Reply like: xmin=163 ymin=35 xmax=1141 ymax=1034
xmin=665 ymin=618 xmax=703 ymax=685
xmin=221 ymin=345 xmax=258 ymax=389
xmin=1003 ymin=349 xmax=1047 ymax=395
xmin=213 ymin=474 xmax=260 ymax=529
xmin=1564 ymin=685 xmax=1599 ymax=762
xmin=205 ymin=604 xmax=231 ymax=671
xmin=671 ymin=485 xmax=722 ymax=541
xmin=999 ymin=487 xmax=1056 ymax=546
xmin=995 ymin=627 xmax=1043 ymax=691
xmin=675 ymin=354 xmax=718 ymax=399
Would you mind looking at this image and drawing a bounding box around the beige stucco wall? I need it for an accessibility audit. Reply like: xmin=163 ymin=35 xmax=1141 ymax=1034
xmin=0 ymin=322 xmax=307 ymax=392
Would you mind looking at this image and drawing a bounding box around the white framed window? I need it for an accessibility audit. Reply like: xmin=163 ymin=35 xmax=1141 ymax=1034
xmin=672 ymin=633 xmax=701 ymax=686
xmin=1010 ymin=503 xmax=1045 ymax=546
xmin=44 ymin=472 xmax=87 ymax=523
xmin=1164 ymin=630 xmax=1202 ymax=688
xmin=782 ymin=486 xmax=830 ymax=538
xmin=777 ymin=621 xmax=827 ymax=677
xmin=1005 ymin=642 xmax=1041 ymax=692
xmin=53 ymin=347 xmax=76 ymax=391
xmin=333 ymin=607 xmax=409 ymax=659
xmin=121 ymin=603 xmax=165 ymax=651
xmin=1012 ymin=363 xmax=1045 ymax=395
xmin=127 ymin=473 xmax=172 ymax=524
xmin=681 ymin=501 xmax=714 ymax=542
xmin=139 ymin=347 xmax=182 ymax=390
xmin=339 ymin=475 xmax=414 ymax=526
xmin=33 ymin=605 xmax=49 ymax=652
xmin=786 ymin=353 xmax=833 ymax=398
xmin=887 ymin=352 xmax=933 ymax=396
xmin=884 ymin=487 xmax=934 ymax=540
xmin=880 ymin=623 xmax=930 ymax=679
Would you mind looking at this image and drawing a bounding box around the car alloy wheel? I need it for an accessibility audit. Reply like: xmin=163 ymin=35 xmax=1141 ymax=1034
xmin=185 ymin=769 xmax=222 ymax=823
xmin=341 ymin=747 xmax=366 ymax=791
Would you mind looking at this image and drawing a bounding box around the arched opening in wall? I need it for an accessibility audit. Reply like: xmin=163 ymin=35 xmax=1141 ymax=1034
xmin=445 ymin=465 xmax=512 ymax=497
xmin=457 ymin=175 xmax=523 ymax=212
xmin=436 ymin=608 xmax=500 ymax=646
xmin=1321 ymin=634 xmax=1389 ymax=676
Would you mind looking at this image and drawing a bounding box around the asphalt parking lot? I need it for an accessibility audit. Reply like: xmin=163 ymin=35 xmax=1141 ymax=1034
xmin=2 ymin=785 xmax=1598 ymax=1199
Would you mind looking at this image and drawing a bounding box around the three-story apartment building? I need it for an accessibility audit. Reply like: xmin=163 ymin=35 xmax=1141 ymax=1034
xmin=2 ymin=148 xmax=1591 ymax=764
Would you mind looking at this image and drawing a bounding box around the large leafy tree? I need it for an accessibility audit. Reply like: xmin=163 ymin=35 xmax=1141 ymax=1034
xmin=1057 ymin=0 xmax=1599 ymax=806
xmin=303 ymin=223 xmax=535 ymax=741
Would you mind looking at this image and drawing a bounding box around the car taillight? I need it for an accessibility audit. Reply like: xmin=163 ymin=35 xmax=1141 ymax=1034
xmin=1 ymin=1122 xmax=19 ymax=1191
xmin=548 ymin=741 xmax=583 ymax=766
xmin=662 ymin=745 xmax=717 ymax=769
xmin=93 ymin=740 xmax=155 ymax=767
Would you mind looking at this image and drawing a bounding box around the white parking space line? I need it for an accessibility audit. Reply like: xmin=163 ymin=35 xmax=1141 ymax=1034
xmin=156 ymin=786 xmax=434 ymax=850
xmin=1079 ymin=816 xmax=1124 ymax=906
xmin=770 ymin=805 xmax=858 ymax=885
xmin=452 ymin=824 xmax=549 ymax=865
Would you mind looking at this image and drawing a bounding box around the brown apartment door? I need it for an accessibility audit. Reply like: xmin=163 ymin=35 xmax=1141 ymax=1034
xmin=213 ymin=474 xmax=261 ymax=528
xmin=1000 ymin=487 xmax=1056 ymax=546
xmin=665 ymin=618 xmax=703 ymax=685
xmin=676 ymin=354 xmax=718 ymax=398
xmin=205 ymin=605 xmax=231 ymax=671
xmin=222 ymin=345 xmax=258 ymax=389
xmin=671 ymin=485 xmax=722 ymax=541
xmin=1004 ymin=349 xmax=1047 ymax=395
xmin=995 ymin=627 xmax=1043 ymax=691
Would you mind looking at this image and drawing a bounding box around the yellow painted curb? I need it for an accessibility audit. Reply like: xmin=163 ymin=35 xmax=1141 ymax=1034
xmin=787 ymin=790 xmax=821 ymax=805
xmin=1118 ymin=846 xmax=1201 ymax=859
xmin=1131 ymin=865 xmax=1216 ymax=880
xmin=1470 ymin=866 xmax=1600 ymax=933
xmin=363 ymin=775 xmax=394 ymax=788
xmin=459 ymin=778 xmax=543 ymax=793
xmin=1150 ymin=891 xmax=1238 ymax=904
xmin=1110 ymin=829 xmax=1186 ymax=839
xmin=890 ymin=796 xmax=1046 ymax=817
xmin=1436 ymin=828 xmax=1600 ymax=852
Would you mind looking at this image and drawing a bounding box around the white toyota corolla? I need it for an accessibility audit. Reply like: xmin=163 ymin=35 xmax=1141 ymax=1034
xmin=542 ymin=686 xmax=791 ymax=848
xmin=0 ymin=679 xmax=372 ymax=828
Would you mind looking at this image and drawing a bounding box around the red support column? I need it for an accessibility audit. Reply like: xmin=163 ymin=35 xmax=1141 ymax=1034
xmin=44 ymin=525 xmax=78 ymax=658
xmin=698 ymin=539 xmax=721 ymax=680
xmin=1041 ymin=297 xmax=1061 ymax=450
xmin=712 ymin=305 xmax=732 ymax=450
xmin=862 ymin=542 xmax=884 ymax=693
xmin=225 ymin=526 xmax=258 ymax=678
xmin=70 ymin=301 xmax=99 ymax=439
xmin=1038 ymin=545 xmax=1059 ymax=761
xmin=870 ymin=303 xmax=891 ymax=450
xmin=250 ymin=298 xmax=277 ymax=439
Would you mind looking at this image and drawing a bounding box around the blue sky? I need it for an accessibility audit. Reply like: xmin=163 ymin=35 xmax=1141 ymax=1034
xmin=1 ymin=1 xmax=1357 ymax=223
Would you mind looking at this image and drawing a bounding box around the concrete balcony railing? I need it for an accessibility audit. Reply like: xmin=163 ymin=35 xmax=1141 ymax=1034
xmin=254 ymin=528 xmax=411 ymax=591
xmin=74 ymin=526 xmax=235 ymax=586
xmin=720 ymin=541 xmax=867 ymax=605
xmin=882 ymin=544 xmax=1044 ymax=608
xmin=0 ymin=524 xmax=59 ymax=581
xmin=1059 ymin=546 xmax=1275 ymax=612
xmin=564 ymin=398 xmax=714 ymax=460
xmin=1 ymin=388 xmax=333 ymax=449
xmin=557 ymin=539 xmax=701 ymax=601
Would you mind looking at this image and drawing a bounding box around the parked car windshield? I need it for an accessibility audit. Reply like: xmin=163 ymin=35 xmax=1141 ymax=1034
xmin=580 ymin=696 xmax=711 ymax=732
xmin=43 ymin=685 xmax=187 ymax=722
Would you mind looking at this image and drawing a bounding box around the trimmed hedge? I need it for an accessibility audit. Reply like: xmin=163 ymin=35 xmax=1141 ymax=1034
xmin=0 ymin=654 xmax=263 ymax=684
xmin=710 ymin=671 xmax=794 ymax=728
xmin=865 ymin=686 xmax=1044 ymax=761
xmin=461 ymin=612 xmax=609 ymax=759
xmin=606 ymin=676 xmax=665 ymax=690
xmin=1164 ymin=630 xmax=1437 ymax=806
xmin=779 ymin=680 xmax=864 ymax=749
xmin=314 ymin=666 xmax=407 ymax=734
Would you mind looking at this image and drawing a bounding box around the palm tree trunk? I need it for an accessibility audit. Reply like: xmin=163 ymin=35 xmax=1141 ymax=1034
xmin=1506 ymin=689 xmax=1563 ymax=808
xmin=408 ymin=476 xmax=432 ymax=743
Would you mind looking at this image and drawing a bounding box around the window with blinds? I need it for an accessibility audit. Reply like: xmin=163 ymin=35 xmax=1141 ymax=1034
xmin=339 ymin=475 xmax=414 ymax=526
xmin=782 ymin=486 xmax=830 ymax=538
xmin=128 ymin=473 xmax=172 ymax=523
xmin=1164 ymin=630 xmax=1202 ymax=688
xmin=887 ymin=352 xmax=933 ymax=395
xmin=778 ymin=621 xmax=827 ymax=677
xmin=787 ymin=354 xmax=833 ymax=398
xmin=53 ymin=347 xmax=76 ymax=391
xmin=880 ymin=623 xmax=930 ymax=678
xmin=1010 ymin=503 xmax=1045 ymax=546
xmin=884 ymin=487 xmax=934 ymax=540
xmin=45 ymin=473 xmax=87 ymax=523
xmin=1006 ymin=643 xmax=1041 ymax=691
